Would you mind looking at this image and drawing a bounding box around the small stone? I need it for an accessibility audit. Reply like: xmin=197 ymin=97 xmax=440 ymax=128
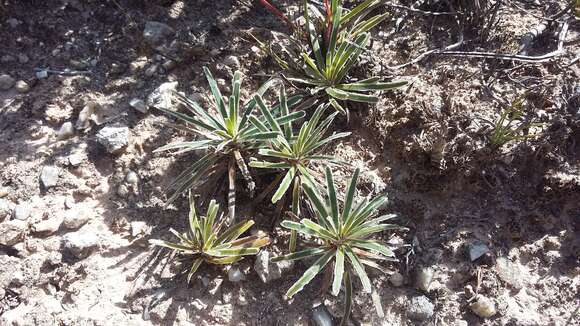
xmin=18 ymin=54 xmax=29 ymax=64
xmin=126 ymin=170 xmax=139 ymax=185
xmin=13 ymin=203 xmax=32 ymax=221
xmin=1 ymin=55 xmax=16 ymax=63
xmin=0 ymin=220 xmax=27 ymax=245
xmin=254 ymin=250 xmax=292 ymax=283
xmin=224 ymin=55 xmax=240 ymax=67
xmin=0 ymin=74 xmax=16 ymax=90
xmin=208 ymin=277 xmax=224 ymax=296
xmin=57 ymin=122 xmax=74 ymax=140
xmin=129 ymin=98 xmax=148 ymax=113
xmin=228 ymin=266 xmax=246 ymax=282
xmin=469 ymin=295 xmax=496 ymax=318
xmin=96 ymin=124 xmax=130 ymax=154
xmin=407 ymin=295 xmax=435 ymax=321
xmin=6 ymin=18 xmax=21 ymax=28
xmin=68 ymin=153 xmax=84 ymax=166
xmin=32 ymin=216 xmax=63 ymax=235
xmin=14 ymin=80 xmax=30 ymax=93
xmin=495 ymin=257 xmax=525 ymax=289
xmin=311 ymin=303 xmax=333 ymax=326
xmin=467 ymin=242 xmax=490 ymax=262
xmin=62 ymin=230 xmax=99 ymax=259
xmin=76 ymin=102 xmax=100 ymax=130
xmin=36 ymin=70 xmax=48 ymax=79
xmin=64 ymin=196 xmax=75 ymax=209
xmin=40 ymin=166 xmax=60 ymax=188
xmin=117 ymin=184 xmax=129 ymax=198
xmin=416 ymin=267 xmax=434 ymax=292
xmin=147 ymin=81 xmax=178 ymax=110
xmin=143 ymin=21 xmax=175 ymax=47
xmin=390 ymin=272 xmax=404 ymax=287
xmin=0 ymin=198 xmax=14 ymax=221
xmin=63 ymin=208 xmax=90 ymax=229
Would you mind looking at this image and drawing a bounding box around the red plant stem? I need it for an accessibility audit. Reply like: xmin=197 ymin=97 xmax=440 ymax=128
xmin=259 ymin=0 xmax=295 ymax=31
xmin=324 ymin=0 xmax=332 ymax=49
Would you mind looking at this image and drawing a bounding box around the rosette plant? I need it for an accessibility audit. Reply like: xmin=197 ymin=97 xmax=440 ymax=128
xmin=155 ymin=67 xmax=304 ymax=221
xmin=273 ymin=167 xmax=404 ymax=324
xmin=257 ymin=0 xmax=407 ymax=113
xmin=150 ymin=195 xmax=271 ymax=282
xmin=249 ymin=86 xmax=350 ymax=251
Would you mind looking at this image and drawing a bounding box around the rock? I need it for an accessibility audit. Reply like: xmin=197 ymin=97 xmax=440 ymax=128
xmin=416 ymin=267 xmax=434 ymax=292
xmin=32 ymin=215 xmax=63 ymax=235
xmin=0 ymin=74 xmax=16 ymax=90
xmin=495 ymin=257 xmax=525 ymax=289
xmin=35 ymin=69 xmax=48 ymax=79
xmin=224 ymin=55 xmax=240 ymax=67
xmin=469 ymin=295 xmax=496 ymax=318
xmin=45 ymin=103 xmax=74 ymax=124
xmin=161 ymin=60 xmax=176 ymax=71
xmin=228 ymin=266 xmax=246 ymax=282
xmin=467 ymin=242 xmax=490 ymax=262
xmin=13 ymin=203 xmax=32 ymax=221
xmin=96 ymin=124 xmax=130 ymax=153
xmin=76 ymin=102 xmax=100 ymax=130
xmin=0 ymin=198 xmax=14 ymax=221
xmin=129 ymin=98 xmax=148 ymax=113
xmin=6 ymin=18 xmax=21 ymax=28
xmin=311 ymin=303 xmax=333 ymax=326
xmin=407 ymin=295 xmax=435 ymax=321
xmin=117 ymin=184 xmax=129 ymax=198
xmin=144 ymin=64 xmax=158 ymax=77
xmin=390 ymin=271 xmax=404 ymax=287
xmin=63 ymin=230 xmax=99 ymax=259
xmin=57 ymin=122 xmax=75 ymax=140
xmin=40 ymin=166 xmax=60 ymax=188
xmin=143 ymin=21 xmax=175 ymax=47
xmin=147 ymin=81 xmax=178 ymax=110
xmin=1 ymin=55 xmax=16 ymax=63
xmin=0 ymin=220 xmax=27 ymax=245
xmin=18 ymin=54 xmax=29 ymax=64
xmin=254 ymin=250 xmax=293 ymax=283
xmin=68 ymin=153 xmax=84 ymax=166
xmin=64 ymin=196 xmax=75 ymax=209
xmin=14 ymin=80 xmax=30 ymax=93
xmin=125 ymin=170 xmax=139 ymax=185
xmin=63 ymin=208 xmax=90 ymax=229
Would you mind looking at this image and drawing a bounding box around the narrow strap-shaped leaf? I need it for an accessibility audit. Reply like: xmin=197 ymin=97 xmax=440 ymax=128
xmin=254 ymin=94 xmax=283 ymax=133
xmin=226 ymin=234 xmax=271 ymax=249
xmin=337 ymin=80 xmax=408 ymax=91
xmin=173 ymin=91 xmax=226 ymax=131
xmin=350 ymin=240 xmax=395 ymax=258
xmin=249 ymin=161 xmax=294 ymax=169
xmin=325 ymin=2 xmax=342 ymax=73
xmin=326 ymin=87 xmax=379 ymax=103
xmin=153 ymin=140 xmax=213 ymax=153
xmin=271 ymin=247 xmax=327 ymax=262
xmin=149 ymin=239 xmax=195 ymax=253
xmin=303 ymin=131 xmax=351 ymax=154
xmin=350 ymin=12 xmax=388 ymax=38
xmin=279 ymin=85 xmax=293 ymax=139
xmin=203 ymin=66 xmax=228 ymax=118
xmin=286 ymin=249 xmax=334 ymax=298
xmin=187 ymin=258 xmax=204 ymax=283
xmin=325 ymin=167 xmax=340 ymax=227
xmin=216 ymin=220 xmax=255 ymax=244
xmin=206 ymin=256 xmax=242 ymax=265
xmin=345 ymin=247 xmax=371 ymax=293
xmin=206 ymin=247 xmax=260 ymax=257
xmin=329 ymin=98 xmax=347 ymax=115
xmin=332 ymin=248 xmax=345 ymax=296
xmin=301 ymin=219 xmax=336 ymax=240
xmin=348 ymin=223 xmax=404 ymax=239
xmin=240 ymin=77 xmax=278 ymax=128
xmin=156 ymin=106 xmax=216 ymax=132
xmin=302 ymin=182 xmax=331 ymax=227
xmin=304 ymin=0 xmax=326 ymax=72
xmin=276 ymin=110 xmax=306 ymax=125
xmin=272 ymin=167 xmax=296 ymax=203
xmin=342 ymin=168 xmax=359 ymax=222
xmin=340 ymin=0 xmax=377 ymax=24
xmin=340 ymin=270 xmax=353 ymax=326
xmin=280 ymin=220 xmax=332 ymax=240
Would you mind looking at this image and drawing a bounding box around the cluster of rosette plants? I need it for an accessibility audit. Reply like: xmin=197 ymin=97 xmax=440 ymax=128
xmin=150 ymin=1 xmax=409 ymax=324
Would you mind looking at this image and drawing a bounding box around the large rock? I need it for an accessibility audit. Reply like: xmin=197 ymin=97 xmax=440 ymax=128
xmin=0 ymin=74 xmax=15 ymax=90
xmin=495 ymin=257 xmax=525 ymax=289
xmin=407 ymin=295 xmax=435 ymax=321
xmin=63 ymin=230 xmax=99 ymax=259
xmin=143 ymin=21 xmax=175 ymax=47
xmin=0 ymin=220 xmax=27 ymax=245
xmin=32 ymin=215 xmax=63 ymax=235
xmin=415 ymin=267 xmax=434 ymax=292
xmin=13 ymin=202 xmax=32 ymax=220
xmin=311 ymin=303 xmax=333 ymax=326
xmin=96 ymin=124 xmax=130 ymax=154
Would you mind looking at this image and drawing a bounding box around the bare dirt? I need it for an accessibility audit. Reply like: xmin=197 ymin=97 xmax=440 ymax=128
xmin=0 ymin=1 xmax=579 ymax=325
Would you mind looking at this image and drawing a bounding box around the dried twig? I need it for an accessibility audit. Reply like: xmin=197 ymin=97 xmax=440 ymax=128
xmin=384 ymin=1 xmax=458 ymax=16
